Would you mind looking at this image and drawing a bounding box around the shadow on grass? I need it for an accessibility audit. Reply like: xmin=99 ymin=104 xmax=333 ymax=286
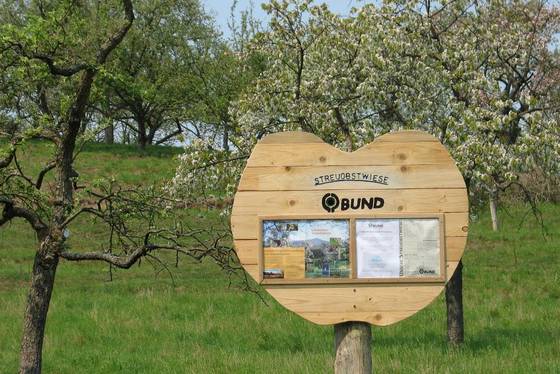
xmin=373 ymin=323 xmax=557 ymax=356
xmin=464 ymin=326 xmax=557 ymax=353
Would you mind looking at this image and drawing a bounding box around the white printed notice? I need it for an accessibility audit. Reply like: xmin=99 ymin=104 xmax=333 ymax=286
xmin=356 ymin=219 xmax=400 ymax=277
xmin=356 ymin=218 xmax=441 ymax=278
xmin=401 ymin=219 xmax=440 ymax=277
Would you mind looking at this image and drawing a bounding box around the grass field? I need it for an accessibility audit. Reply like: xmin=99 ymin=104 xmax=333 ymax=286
xmin=0 ymin=143 xmax=559 ymax=373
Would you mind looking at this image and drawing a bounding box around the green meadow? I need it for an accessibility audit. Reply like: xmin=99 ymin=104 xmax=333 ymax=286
xmin=0 ymin=143 xmax=558 ymax=373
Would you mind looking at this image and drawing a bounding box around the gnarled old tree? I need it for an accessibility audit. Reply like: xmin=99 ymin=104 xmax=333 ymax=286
xmin=0 ymin=1 xmax=238 ymax=372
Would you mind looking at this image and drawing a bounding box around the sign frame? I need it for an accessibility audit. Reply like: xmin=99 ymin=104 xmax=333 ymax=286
xmin=258 ymin=213 xmax=446 ymax=285
xmin=231 ymin=130 xmax=469 ymax=326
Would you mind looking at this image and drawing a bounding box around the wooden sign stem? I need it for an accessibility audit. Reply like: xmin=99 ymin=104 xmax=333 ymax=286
xmin=334 ymin=321 xmax=372 ymax=374
xmin=445 ymin=260 xmax=464 ymax=345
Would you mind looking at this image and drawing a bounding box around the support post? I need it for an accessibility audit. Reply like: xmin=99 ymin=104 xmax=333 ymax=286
xmin=334 ymin=321 xmax=372 ymax=374
xmin=445 ymin=260 xmax=464 ymax=345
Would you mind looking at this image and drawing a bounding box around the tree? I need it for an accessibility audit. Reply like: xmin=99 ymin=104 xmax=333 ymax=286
xmin=181 ymin=0 xmax=266 ymax=151
xmin=0 ymin=1 xmax=237 ymax=372
xmin=173 ymin=0 xmax=560 ymax=347
xmin=94 ymin=0 xmax=219 ymax=149
xmin=409 ymin=0 xmax=560 ymax=232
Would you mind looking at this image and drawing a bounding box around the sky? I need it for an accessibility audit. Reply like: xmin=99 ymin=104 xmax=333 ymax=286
xmin=202 ymin=0 xmax=364 ymax=36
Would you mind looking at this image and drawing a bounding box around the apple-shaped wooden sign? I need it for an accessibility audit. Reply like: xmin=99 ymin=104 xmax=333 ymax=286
xmin=231 ymin=130 xmax=468 ymax=326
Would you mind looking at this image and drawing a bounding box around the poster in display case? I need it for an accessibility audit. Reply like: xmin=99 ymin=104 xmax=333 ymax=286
xmin=262 ymin=219 xmax=350 ymax=280
xmin=261 ymin=216 xmax=444 ymax=283
xmin=355 ymin=218 xmax=442 ymax=279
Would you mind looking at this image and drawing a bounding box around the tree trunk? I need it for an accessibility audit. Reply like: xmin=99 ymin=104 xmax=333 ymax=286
xmin=222 ymin=124 xmax=229 ymax=152
xmin=137 ymin=115 xmax=148 ymax=150
xmin=445 ymin=260 xmax=464 ymax=346
xmin=104 ymin=123 xmax=114 ymax=144
xmin=20 ymin=250 xmax=59 ymax=374
xmin=334 ymin=322 xmax=372 ymax=374
xmin=138 ymin=130 xmax=148 ymax=150
xmin=489 ymin=191 xmax=499 ymax=231
xmin=123 ymin=127 xmax=130 ymax=144
xmin=147 ymin=125 xmax=157 ymax=146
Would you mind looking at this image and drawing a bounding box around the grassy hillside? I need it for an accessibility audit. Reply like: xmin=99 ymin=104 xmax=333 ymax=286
xmin=3 ymin=140 xmax=183 ymax=185
xmin=0 ymin=142 xmax=559 ymax=373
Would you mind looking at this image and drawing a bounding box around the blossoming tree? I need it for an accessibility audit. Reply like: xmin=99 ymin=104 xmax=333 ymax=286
xmin=171 ymin=0 xmax=560 ymax=351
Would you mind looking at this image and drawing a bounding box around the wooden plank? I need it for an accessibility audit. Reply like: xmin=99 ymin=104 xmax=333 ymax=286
xmin=238 ymin=165 xmax=464 ymax=191
xmin=262 ymin=277 xmax=445 ymax=285
xmin=234 ymin=239 xmax=259 ymax=264
xmin=446 ymin=236 xmax=468 ymax=261
xmin=444 ymin=212 xmax=469 ymax=236
xmin=235 ymin=241 xmax=462 ymax=283
xmin=235 ymin=243 xmax=460 ymax=284
xmin=259 ymin=131 xmax=323 ymax=144
xmin=350 ymin=218 xmax=357 ymax=278
xmin=265 ymin=284 xmax=442 ymax=313
xmin=231 ymin=213 xmax=469 ymax=240
xmin=230 ymin=216 xmax=257 ymax=239
xmin=264 ymin=248 xmax=305 ymax=280
xmin=232 ymin=189 xmax=469 ymax=216
xmin=374 ymin=130 xmax=438 ymax=142
xmin=246 ymin=142 xmax=453 ymax=167
xmin=242 ymin=264 xmax=260 ymax=282
xmin=446 ymin=261 xmax=460 ymax=281
xmin=299 ymin=310 xmax=420 ymax=326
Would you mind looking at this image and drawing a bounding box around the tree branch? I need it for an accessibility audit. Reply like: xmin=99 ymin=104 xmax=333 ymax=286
xmin=154 ymin=123 xmax=183 ymax=145
xmin=59 ymin=244 xmax=160 ymax=269
xmin=35 ymin=161 xmax=56 ymax=190
xmin=0 ymin=196 xmax=48 ymax=235
xmin=189 ymin=154 xmax=249 ymax=172
xmin=96 ymin=0 xmax=135 ymax=64
xmin=13 ymin=152 xmax=35 ymax=187
xmin=0 ymin=148 xmax=15 ymax=169
xmin=31 ymin=52 xmax=89 ymax=77
xmin=61 ymin=0 xmax=136 ymax=191
xmin=0 ymin=136 xmax=21 ymax=169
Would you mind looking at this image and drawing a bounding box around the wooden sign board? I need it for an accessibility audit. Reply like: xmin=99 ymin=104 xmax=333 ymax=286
xmin=231 ymin=130 xmax=468 ymax=326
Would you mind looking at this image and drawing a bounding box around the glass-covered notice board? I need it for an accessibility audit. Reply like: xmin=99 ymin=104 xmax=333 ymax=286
xmin=259 ymin=215 xmax=446 ymax=284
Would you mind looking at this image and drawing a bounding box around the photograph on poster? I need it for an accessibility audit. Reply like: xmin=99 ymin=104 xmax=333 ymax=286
xmin=356 ymin=218 xmax=441 ymax=278
xmin=263 ymin=220 xmax=350 ymax=279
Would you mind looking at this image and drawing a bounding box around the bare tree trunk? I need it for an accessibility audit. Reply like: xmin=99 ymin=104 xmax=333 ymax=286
xmin=137 ymin=115 xmax=148 ymax=150
xmin=147 ymin=125 xmax=157 ymax=146
xmin=123 ymin=127 xmax=130 ymax=144
xmin=334 ymin=322 xmax=372 ymax=374
xmin=489 ymin=191 xmax=499 ymax=231
xmin=20 ymin=250 xmax=59 ymax=374
xmin=445 ymin=260 xmax=464 ymax=345
xmin=138 ymin=130 xmax=148 ymax=150
xmin=223 ymin=124 xmax=230 ymax=152
xmin=104 ymin=123 xmax=114 ymax=144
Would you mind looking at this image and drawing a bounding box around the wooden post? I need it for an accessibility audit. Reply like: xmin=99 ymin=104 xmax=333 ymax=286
xmin=445 ymin=260 xmax=464 ymax=345
xmin=334 ymin=322 xmax=372 ymax=374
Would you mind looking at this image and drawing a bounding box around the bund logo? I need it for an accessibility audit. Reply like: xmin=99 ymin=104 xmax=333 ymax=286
xmin=321 ymin=193 xmax=384 ymax=213
xmin=321 ymin=193 xmax=340 ymax=212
